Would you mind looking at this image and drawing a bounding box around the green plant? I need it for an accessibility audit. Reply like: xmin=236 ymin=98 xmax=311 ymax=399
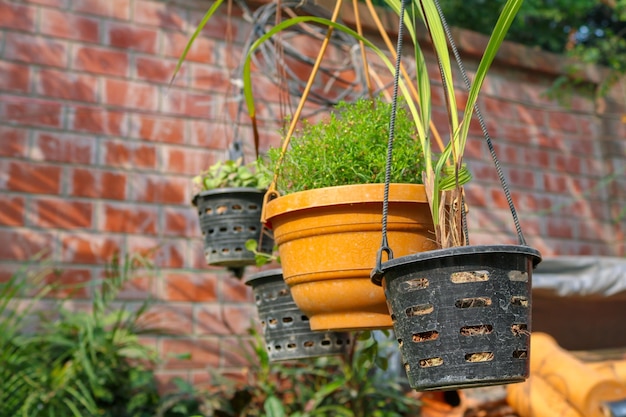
xmin=158 ymin=328 xmax=419 ymax=417
xmin=266 ymin=97 xmax=425 ymax=194
xmin=0 ymin=254 xmax=169 ymax=417
xmin=193 ymin=158 xmax=271 ymax=192
xmin=245 ymin=239 xmax=280 ymax=266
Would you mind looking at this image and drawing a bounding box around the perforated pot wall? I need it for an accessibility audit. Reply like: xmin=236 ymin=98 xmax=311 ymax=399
xmin=246 ymin=269 xmax=351 ymax=361
xmin=376 ymin=245 xmax=541 ymax=391
xmin=193 ymin=188 xmax=274 ymax=268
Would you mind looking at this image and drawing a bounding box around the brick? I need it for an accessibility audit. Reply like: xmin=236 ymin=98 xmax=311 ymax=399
xmin=70 ymin=167 xmax=127 ymax=200
xmin=196 ymin=304 xmax=255 ymax=336
xmin=220 ymin=337 xmax=256 ymax=368
xmin=190 ymin=65 xmax=231 ymax=92
xmin=0 ymin=62 xmax=31 ymax=93
xmin=0 ymin=2 xmax=36 ymax=31
xmin=31 ymin=197 xmax=93 ymax=229
xmin=162 ymin=31 xmax=215 ymax=63
xmin=506 ymin=168 xmax=536 ymax=189
xmin=23 ymin=0 xmax=68 ymax=6
xmin=161 ymin=272 xmax=217 ymax=302
xmin=40 ymin=8 xmax=99 ymax=43
xmin=189 ymin=9 xmax=242 ymax=40
xmin=543 ymin=173 xmax=568 ymax=193
xmin=104 ymin=79 xmax=158 ymax=111
xmin=159 ymin=337 xmax=220 ymax=369
xmin=71 ymin=106 xmax=127 ymax=136
xmin=221 ymin=275 xmax=252 ymax=302
xmin=32 ymin=132 xmax=95 ymax=164
xmin=188 ymin=120 xmax=230 ymax=148
xmin=107 ymin=22 xmax=158 ymax=53
xmin=60 ymin=232 xmax=122 ymax=264
xmin=195 ymin=304 xmax=231 ymax=336
xmin=0 ymin=195 xmax=25 ymax=226
xmin=36 ymin=69 xmax=99 ymax=103
xmin=72 ymin=0 xmax=130 ymax=19
xmin=523 ymin=148 xmax=551 ymax=169
xmin=102 ymin=269 xmax=157 ymax=300
xmin=4 ymin=32 xmax=67 ymax=68
xmin=136 ymin=56 xmax=186 ymax=86
xmin=102 ymin=139 xmax=157 ymax=170
xmin=3 ymin=161 xmax=62 ymax=194
xmin=44 ymin=268 xmax=92 ymax=298
xmin=549 ymin=111 xmax=580 ymax=134
xmin=189 ymin=239 xmax=207 ymax=270
xmin=1 ymin=96 xmax=63 ymax=128
xmin=133 ymin=0 xmax=186 ymax=30
xmin=165 ymin=146 xmax=213 ymax=175
xmin=553 ymin=154 xmax=582 ymax=175
xmin=126 ymin=236 xmax=185 ymax=269
xmin=102 ymin=202 xmax=158 ymax=234
xmin=0 ymin=229 xmax=55 ymax=260
xmin=546 ymin=217 xmax=575 ymax=239
xmin=142 ymin=304 xmax=193 ymax=335
xmin=131 ymin=174 xmax=188 ymax=205
xmin=164 ymin=207 xmax=200 ymax=237
xmin=74 ymin=46 xmax=128 ymax=76
xmin=0 ymin=126 xmax=29 ymax=157
xmin=128 ymin=114 xmax=185 ymax=143
xmin=163 ymin=89 xmax=224 ymax=118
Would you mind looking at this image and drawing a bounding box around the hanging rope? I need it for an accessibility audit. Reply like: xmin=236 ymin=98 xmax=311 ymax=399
xmin=373 ymin=0 xmax=409 ymax=278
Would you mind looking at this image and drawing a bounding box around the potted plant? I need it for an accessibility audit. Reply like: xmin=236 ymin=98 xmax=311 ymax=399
xmin=192 ymin=158 xmax=274 ymax=277
xmin=182 ymin=0 xmax=543 ymax=391
xmin=259 ymin=97 xmax=437 ymax=332
xmin=237 ymin=0 xmax=542 ymax=390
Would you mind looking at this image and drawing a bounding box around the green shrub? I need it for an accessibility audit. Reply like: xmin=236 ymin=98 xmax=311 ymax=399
xmin=268 ymin=97 xmax=425 ymax=194
xmin=0 ymin=254 xmax=163 ymax=417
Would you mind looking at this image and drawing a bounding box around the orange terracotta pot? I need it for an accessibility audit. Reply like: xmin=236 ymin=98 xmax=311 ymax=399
xmin=263 ymin=183 xmax=436 ymax=331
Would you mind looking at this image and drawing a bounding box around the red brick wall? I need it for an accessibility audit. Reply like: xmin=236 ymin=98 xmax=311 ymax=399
xmin=1 ymin=0 xmax=624 ymax=385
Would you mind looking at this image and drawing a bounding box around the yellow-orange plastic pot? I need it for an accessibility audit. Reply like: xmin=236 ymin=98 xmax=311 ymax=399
xmin=263 ymin=183 xmax=436 ymax=331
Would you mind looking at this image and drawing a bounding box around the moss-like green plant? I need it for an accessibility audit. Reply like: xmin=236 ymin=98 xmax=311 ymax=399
xmin=267 ymin=97 xmax=425 ymax=195
xmin=193 ymin=158 xmax=271 ymax=192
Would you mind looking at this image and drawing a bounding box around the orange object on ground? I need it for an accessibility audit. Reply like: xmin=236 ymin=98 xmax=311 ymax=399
xmin=264 ymin=183 xmax=436 ymax=331
xmin=591 ymin=360 xmax=626 ymax=386
xmin=419 ymin=391 xmax=465 ymax=417
xmin=507 ymin=375 xmax=583 ymax=417
xmin=530 ymin=332 xmax=626 ymax=417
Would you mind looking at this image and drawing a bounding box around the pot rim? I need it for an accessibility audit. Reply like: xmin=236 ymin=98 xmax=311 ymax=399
xmin=264 ymin=183 xmax=428 ymax=220
xmin=372 ymin=244 xmax=542 ymax=285
xmin=244 ymin=268 xmax=284 ymax=287
xmin=192 ymin=187 xmax=266 ymax=206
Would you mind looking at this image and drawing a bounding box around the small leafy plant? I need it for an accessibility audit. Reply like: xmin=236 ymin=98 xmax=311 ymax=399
xmin=0 ymin=254 xmax=168 ymax=417
xmin=159 ymin=328 xmax=419 ymax=417
xmin=193 ymin=158 xmax=271 ymax=193
xmin=267 ymin=97 xmax=425 ymax=195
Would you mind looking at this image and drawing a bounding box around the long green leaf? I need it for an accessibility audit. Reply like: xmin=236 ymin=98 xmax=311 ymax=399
xmin=456 ymin=0 xmax=524 ymax=157
xmin=170 ymin=0 xmax=226 ymax=86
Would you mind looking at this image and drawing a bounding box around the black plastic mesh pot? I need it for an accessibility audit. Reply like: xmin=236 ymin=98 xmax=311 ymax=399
xmin=373 ymin=245 xmax=541 ymax=391
xmin=246 ymin=269 xmax=351 ymax=362
xmin=193 ymin=188 xmax=274 ymax=268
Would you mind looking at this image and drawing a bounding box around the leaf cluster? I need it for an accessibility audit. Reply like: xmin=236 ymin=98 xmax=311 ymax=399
xmin=268 ymin=97 xmax=426 ymax=194
xmin=161 ymin=329 xmax=419 ymax=417
xmin=193 ymin=158 xmax=272 ymax=192
xmin=0 ymin=254 xmax=175 ymax=417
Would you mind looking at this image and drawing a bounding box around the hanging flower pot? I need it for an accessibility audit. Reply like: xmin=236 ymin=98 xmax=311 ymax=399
xmin=245 ymin=268 xmax=351 ymax=361
xmin=264 ymin=183 xmax=437 ymax=332
xmin=192 ymin=159 xmax=273 ymax=273
xmin=372 ymin=244 xmax=541 ymax=391
xmin=193 ymin=187 xmax=274 ymax=269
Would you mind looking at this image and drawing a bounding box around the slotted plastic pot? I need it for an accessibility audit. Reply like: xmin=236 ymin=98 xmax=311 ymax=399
xmin=246 ymin=269 xmax=351 ymax=361
xmin=372 ymin=244 xmax=541 ymax=391
xmin=193 ymin=188 xmax=274 ymax=269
